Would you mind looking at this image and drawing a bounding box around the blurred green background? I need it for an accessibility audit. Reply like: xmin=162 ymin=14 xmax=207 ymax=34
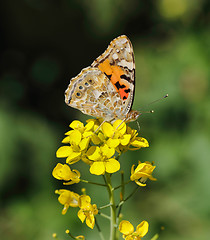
xmin=0 ymin=0 xmax=209 ymax=240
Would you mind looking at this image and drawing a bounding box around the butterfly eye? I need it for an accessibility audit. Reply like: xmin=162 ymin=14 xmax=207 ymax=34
xmin=79 ymin=85 xmax=83 ymax=89
xmin=84 ymin=82 xmax=89 ymax=86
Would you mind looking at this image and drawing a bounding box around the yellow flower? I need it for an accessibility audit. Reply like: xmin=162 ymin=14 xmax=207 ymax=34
xmin=130 ymin=161 xmax=157 ymax=186
xmin=101 ymin=120 xmax=133 ymax=148
xmin=116 ymin=126 xmax=149 ymax=153
xmin=69 ymin=120 xmax=95 ymax=134
xmin=86 ymin=145 xmax=120 ymax=175
xmin=67 ymin=119 xmax=102 ymax=144
xmin=77 ymin=195 xmax=98 ymax=229
xmin=56 ymin=120 xmax=104 ymax=165
xmin=55 ymin=189 xmax=80 ymax=214
xmin=119 ymin=220 xmax=149 ymax=240
xmin=56 ymin=144 xmax=83 ymax=165
xmin=56 ymin=121 xmax=93 ymax=164
xmin=52 ymin=163 xmax=80 ymax=184
xmin=75 ymin=236 xmax=85 ymax=240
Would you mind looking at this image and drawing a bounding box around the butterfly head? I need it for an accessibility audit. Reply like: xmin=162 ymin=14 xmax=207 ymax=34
xmin=125 ymin=110 xmax=141 ymax=122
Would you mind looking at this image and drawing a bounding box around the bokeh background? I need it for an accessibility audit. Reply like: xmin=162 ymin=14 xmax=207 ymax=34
xmin=0 ymin=0 xmax=209 ymax=240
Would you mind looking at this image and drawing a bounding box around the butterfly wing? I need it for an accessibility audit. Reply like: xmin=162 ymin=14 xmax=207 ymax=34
xmin=65 ymin=35 xmax=135 ymax=121
xmin=65 ymin=67 xmax=125 ymax=121
xmin=91 ymin=35 xmax=135 ymax=116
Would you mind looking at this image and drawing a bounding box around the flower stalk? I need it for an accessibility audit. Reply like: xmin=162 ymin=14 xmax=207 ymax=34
xmin=105 ymin=173 xmax=117 ymax=240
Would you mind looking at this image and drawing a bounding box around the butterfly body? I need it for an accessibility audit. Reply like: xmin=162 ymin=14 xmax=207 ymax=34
xmin=65 ymin=35 xmax=139 ymax=122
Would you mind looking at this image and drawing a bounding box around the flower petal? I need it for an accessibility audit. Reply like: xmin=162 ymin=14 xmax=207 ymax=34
xmin=102 ymin=122 xmax=114 ymax=137
xmin=86 ymin=146 xmax=101 ymax=161
xmin=105 ymin=158 xmax=120 ymax=173
xmin=86 ymin=213 xmax=95 ymax=229
xmin=131 ymin=137 xmax=149 ymax=148
xmin=56 ymin=146 xmax=73 ymax=158
xmin=113 ymin=120 xmax=126 ymax=135
xmin=119 ymin=220 xmax=134 ymax=235
xmin=79 ymin=138 xmax=90 ymax=151
xmin=70 ymin=130 xmax=82 ymax=145
xmin=97 ymin=132 xmax=105 ymax=142
xmin=85 ymin=121 xmax=94 ymax=131
xmin=136 ymin=221 xmax=149 ymax=237
xmin=91 ymin=134 xmax=101 ymax=145
xmin=75 ymin=235 xmax=85 ymax=240
xmin=66 ymin=152 xmax=81 ymax=164
xmin=120 ymin=134 xmax=131 ymax=146
xmin=62 ymin=136 xmax=70 ymax=143
xmin=107 ymin=138 xmax=120 ymax=148
xmin=78 ymin=209 xmax=86 ymax=223
xmin=70 ymin=120 xmax=84 ymax=130
xmin=135 ymin=180 xmax=146 ymax=187
xmin=90 ymin=162 xmax=105 ymax=175
xmin=65 ymin=130 xmax=74 ymax=135
xmin=100 ymin=144 xmax=115 ymax=158
xmin=79 ymin=195 xmax=91 ymax=208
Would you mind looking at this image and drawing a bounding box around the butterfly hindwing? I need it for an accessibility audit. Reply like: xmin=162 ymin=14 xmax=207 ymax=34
xmin=65 ymin=67 xmax=127 ymax=121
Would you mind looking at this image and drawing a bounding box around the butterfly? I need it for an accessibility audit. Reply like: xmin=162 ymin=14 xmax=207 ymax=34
xmin=65 ymin=35 xmax=140 ymax=122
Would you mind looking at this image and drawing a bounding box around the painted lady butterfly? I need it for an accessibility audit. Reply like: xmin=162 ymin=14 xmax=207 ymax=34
xmin=65 ymin=35 xmax=140 ymax=122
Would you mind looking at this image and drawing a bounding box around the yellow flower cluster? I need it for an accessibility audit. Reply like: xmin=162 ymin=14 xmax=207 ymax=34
xmin=53 ymin=119 xmax=156 ymax=232
xmin=55 ymin=119 xmax=149 ymax=176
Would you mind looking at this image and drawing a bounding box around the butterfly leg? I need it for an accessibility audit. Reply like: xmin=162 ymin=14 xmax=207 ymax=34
xmin=136 ymin=120 xmax=141 ymax=132
xmin=112 ymin=118 xmax=126 ymax=138
xmin=93 ymin=119 xmax=107 ymax=134
xmin=85 ymin=118 xmax=115 ymax=139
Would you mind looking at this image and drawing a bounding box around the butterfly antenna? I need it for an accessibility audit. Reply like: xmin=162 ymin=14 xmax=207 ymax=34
xmin=146 ymin=94 xmax=168 ymax=106
xmin=141 ymin=94 xmax=168 ymax=109
xmin=136 ymin=120 xmax=140 ymax=132
xmin=140 ymin=110 xmax=155 ymax=114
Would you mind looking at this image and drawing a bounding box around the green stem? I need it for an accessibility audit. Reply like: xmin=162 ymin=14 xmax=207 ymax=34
xmin=116 ymin=171 xmax=125 ymax=228
xmin=98 ymin=212 xmax=111 ymax=220
xmin=116 ymin=171 xmax=125 ymax=240
xmin=113 ymin=180 xmax=131 ymax=190
xmin=80 ymin=179 xmax=106 ymax=187
xmin=98 ymin=203 xmax=112 ymax=210
xmin=124 ymin=185 xmax=139 ymax=202
xmin=116 ymin=185 xmax=139 ymax=208
xmin=65 ymin=230 xmax=77 ymax=240
xmin=105 ymin=173 xmax=117 ymax=240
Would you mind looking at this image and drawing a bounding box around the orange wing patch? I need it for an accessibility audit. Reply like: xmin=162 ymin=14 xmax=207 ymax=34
xmin=98 ymin=59 xmax=130 ymax=100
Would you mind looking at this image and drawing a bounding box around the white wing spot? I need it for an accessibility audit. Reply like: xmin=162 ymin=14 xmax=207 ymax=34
xmin=120 ymin=59 xmax=133 ymax=70
xmin=112 ymin=53 xmax=118 ymax=60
